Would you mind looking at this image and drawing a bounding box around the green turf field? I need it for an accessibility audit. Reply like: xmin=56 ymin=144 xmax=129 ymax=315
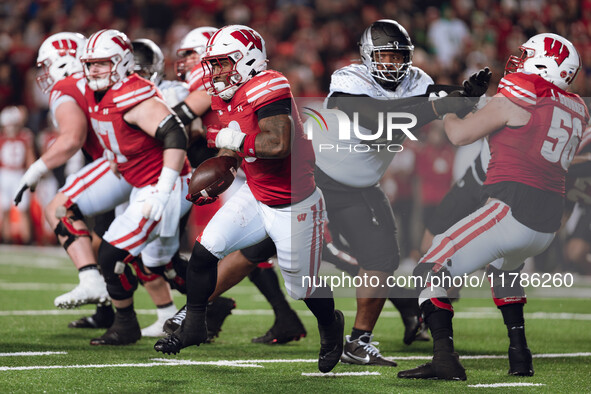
xmin=1 ymin=245 xmax=590 ymax=393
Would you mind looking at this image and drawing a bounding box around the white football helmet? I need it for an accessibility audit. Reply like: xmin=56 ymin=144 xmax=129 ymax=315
xmin=36 ymin=32 xmax=87 ymax=93
xmin=201 ymin=25 xmax=267 ymax=100
xmin=505 ymin=33 xmax=581 ymax=90
xmin=0 ymin=106 xmax=24 ymax=128
xmin=80 ymin=29 xmax=134 ymax=91
xmin=175 ymin=27 xmax=217 ymax=81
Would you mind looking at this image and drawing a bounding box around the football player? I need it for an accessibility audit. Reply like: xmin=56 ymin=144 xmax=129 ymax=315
xmin=15 ymin=32 xmax=116 ymax=329
xmin=313 ymin=19 xmax=488 ymax=366
xmin=0 ymin=106 xmax=35 ymax=244
xmin=398 ymin=33 xmax=588 ymax=380
xmin=164 ymin=27 xmax=308 ymax=345
xmin=155 ymin=25 xmax=345 ymax=374
xmin=78 ymin=29 xmax=192 ymax=345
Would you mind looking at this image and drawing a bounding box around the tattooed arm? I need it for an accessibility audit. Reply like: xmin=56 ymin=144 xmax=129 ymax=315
xmin=251 ymin=113 xmax=292 ymax=159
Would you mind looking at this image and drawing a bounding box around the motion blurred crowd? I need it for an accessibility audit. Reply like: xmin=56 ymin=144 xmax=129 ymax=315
xmin=0 ymin=0 xmax=589 ymax=274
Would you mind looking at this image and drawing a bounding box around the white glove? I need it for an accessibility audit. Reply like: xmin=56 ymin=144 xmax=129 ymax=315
xmin=141 ymin=167 xmax=179 ymax=221
xmin=14 ymin=159 xmax=49 ymax=206
xmin=215 ymin=127 xmax=246 ymax=151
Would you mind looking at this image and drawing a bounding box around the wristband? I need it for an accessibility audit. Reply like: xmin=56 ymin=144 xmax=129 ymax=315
xmin=157 ymin=166 xmax=180 ymax=193
xmin=242 ymin=133 xmax=257 ymax=157
xmin=31 ymin=158 xmax=50 ymax=176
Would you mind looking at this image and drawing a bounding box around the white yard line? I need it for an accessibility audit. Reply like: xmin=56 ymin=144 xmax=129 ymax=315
xmin=1 ymin=353 xmax=589 ymax=372
xmin=302 ymin=372 xmax=381 ymax=377
xmin=468 ymin=383 xmax=546 ymax=388
xmin=0 ymin=352 xmax=67 ymax=357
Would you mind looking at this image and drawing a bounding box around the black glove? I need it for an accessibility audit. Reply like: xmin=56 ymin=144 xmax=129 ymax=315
xmin=432 ymin=90 xmax=476 ymax=118
xmin=463 ymin=67 xmax=492 ymax=97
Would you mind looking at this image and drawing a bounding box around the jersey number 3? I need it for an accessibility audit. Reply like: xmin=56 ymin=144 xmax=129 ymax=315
xmin=541 ymin=106 xmax=582 ymax=170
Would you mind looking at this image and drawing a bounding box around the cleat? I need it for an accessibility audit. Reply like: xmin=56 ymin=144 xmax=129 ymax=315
xmin=90 ymin=312 xmax=141 ymax=346
xmin=398 ymin=352 xmax=466 ymax=380
xmin=252 ymin=310 xmax=307 ymax=344
xmin=68 ymin=315 xmax=113 ymax=329
xmin=508 ymin=346 xmax=534 ymax=376
xmin=205 ymin=296 xmax=236 ymax=342
xmin=341 ymin=334 xmax=397 ymax=366
xmin=318 ymin=310 xmax=345 ymax=373
xmin=68 ymin=303 xmax=114 ymax=329
xmin=154 ymin=314 xmax=208 ymax=355
xmin=163 ymin=297 xmax=235 ymax=342
xmin=54 ymin=271 xmax=110 ymax=309
xmin=163 ymin=305 xmax=186 ymax=335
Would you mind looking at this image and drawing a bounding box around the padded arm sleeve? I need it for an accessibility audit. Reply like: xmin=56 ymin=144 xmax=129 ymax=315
xmin=172 ymin=102 xmax=198 ymax=126
xmin=155 ymin=114 xmax=188 ymax=150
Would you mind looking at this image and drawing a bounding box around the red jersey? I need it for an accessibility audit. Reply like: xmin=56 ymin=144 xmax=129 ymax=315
xmin=85 ymin=74 xmax=190 ymax=188
xmin=210 ymin=70 xmax=316 ymax=205
xmin=50 ymin=73 xmax=103 ymax=161
xmin=187 ymin=64 xmax=220 ymax=130
xmin=485 ymin=72 xmax=589 ymax=195
xmin=0 ymin=128 xmax=33 ymax=170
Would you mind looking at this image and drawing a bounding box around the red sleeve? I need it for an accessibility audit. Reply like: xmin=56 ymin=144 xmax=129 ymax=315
xmin=497 ymin=73 xmax=537 ymax=108
xmin=244 ymin=71 xmax=292 ymax=111
xmin=111 ymin=76 xmax=160 ymax=112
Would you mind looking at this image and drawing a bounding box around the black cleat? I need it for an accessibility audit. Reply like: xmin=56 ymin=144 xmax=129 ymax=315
xmin=205 ymin=296 xmax=236 ymax=342
xmin=402 ymin=315 xmax=430 ymax=345
xmin=154 ymin=315 xmax=208 ymax=355
xmin=252 ymin=310 xmax=307 ymax=344
xmin=317 ymin=310 xmax=345 ymax=373
xmin=89 ymin=312 xmax=141 ymax=346
xmin=398 ymin=352 xmax=466 ymax=381
xmin=508 ymin=346 xmax=534 ymax=376
xmin=163 ymin=305 xmax=186 ymax=335
xmin=68 ymin=315 xmax=113 ymax=329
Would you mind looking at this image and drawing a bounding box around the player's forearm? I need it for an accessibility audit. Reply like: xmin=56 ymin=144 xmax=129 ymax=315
xmin=162 ymin=148 xmax=186 ymax=173
xmin=253 ymin=115 xmax=291 ymax=159
xmin=40 ymin=134 xmax=86 ymax=169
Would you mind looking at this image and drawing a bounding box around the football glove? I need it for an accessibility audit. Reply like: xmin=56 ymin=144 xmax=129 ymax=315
xmin=141 ymin=167 xmax=179 ymax=221
xmin=463 ymin=67 xmax=492 ymax=97
xmin=186 ymin=193 xmax=218 ymax=206
xmin=206 ymin=126 xmax=245 ymax=151
xmin=432 ymin=90 xmax=476 ymax=119
xmin=14 ymin=159 xmax=49 ymax=206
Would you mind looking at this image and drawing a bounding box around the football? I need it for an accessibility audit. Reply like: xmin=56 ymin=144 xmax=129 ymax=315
xmin=188 ymin=156 xmax=238 ymax=199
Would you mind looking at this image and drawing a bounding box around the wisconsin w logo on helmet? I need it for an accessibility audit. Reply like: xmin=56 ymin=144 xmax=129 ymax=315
xmin=230 ymin=29 xmax=263 ymax=51
xmin=51 ymin=39 xmax=79 ymax=56
xmin=543 ymin=37 xmax=569 ymax=67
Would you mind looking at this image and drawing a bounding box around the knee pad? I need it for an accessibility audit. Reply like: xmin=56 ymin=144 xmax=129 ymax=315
xmin=486 ymin=264 xmax=526 ymax=307
xmin=98 ymin=241 xmax=138 ymax=300
xmin=53 ymin=200 xmax=90 ymax=250
xmin=130 ymin=256 xmax=160 ymax=285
